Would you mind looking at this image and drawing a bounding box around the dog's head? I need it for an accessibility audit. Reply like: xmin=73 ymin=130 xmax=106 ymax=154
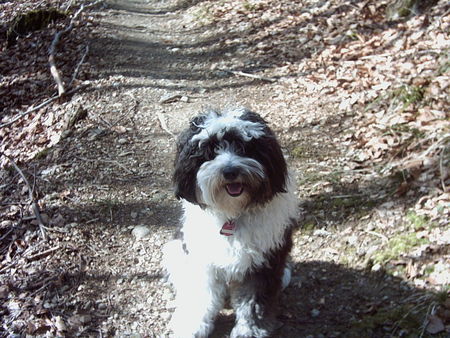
xmin=173 ymin=108 xmax=287 ymax=217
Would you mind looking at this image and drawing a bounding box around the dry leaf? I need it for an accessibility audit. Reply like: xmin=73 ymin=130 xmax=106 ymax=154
xmin=426 ymin=314 xmax=445 ymax=334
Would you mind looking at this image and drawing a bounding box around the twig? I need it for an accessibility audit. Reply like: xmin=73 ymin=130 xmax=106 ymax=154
xmin=0 ymin=153 xmax=47 ymax=240
xmin=26 ymin=245 xmax=61 ymax=262
xmin=0 ymin=84 xmax=89 ymax=129
xmin=384 ymin=133 xmax=450 ymax=173
xmin=62 ymin=0 xmax=74 ymax=11
xmin=0 ymin=96 xmax=57 ymax=129
xmin=76 ymin=156 xmax=136 ymax=175
xmin=69 ymin=44 xmax=89 ymax=87
xmin=48 ymin=1 xmax=102 ymax=96
xmin=156 ymin=112 xmax=176 ymax=139
xmin=0 ymin=227 xmax=15 ymax=242
xmin=0 ymin=262 xmax=15 ymax=274
xmin=419 ymin=302 xmax=437 ymax=338
xmin=219 ymin=68 xmax=277 ymax=83
xmin=439 ymin=141 xmax=448 ymax=192
xmin=329 ymin=194 xmax=365 ymax=199
xmin=364 ymin=230 xmax=389 ymax=243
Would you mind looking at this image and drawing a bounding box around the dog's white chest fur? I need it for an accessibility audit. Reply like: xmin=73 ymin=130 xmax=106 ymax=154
xmin=180 ymin=187 xmax=297 ymax=280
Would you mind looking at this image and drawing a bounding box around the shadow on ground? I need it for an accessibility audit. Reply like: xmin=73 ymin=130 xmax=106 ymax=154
xmin=211 ymin=260 xmax=439 ymax=337
xmin=90 ymin=0 xmax=406 ymax=93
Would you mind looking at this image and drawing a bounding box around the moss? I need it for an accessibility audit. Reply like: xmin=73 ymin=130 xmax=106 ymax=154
xmin=351 ymin=304 xmax=423 ymax=336
xmin=423 ymin=265 xmax=435 ymax=276
xmin=406 ymin=211 xmax=429 ymax=230
xmin=34 ymin=148 xmax=50 ymax=160
xmin=191 ymin=5 xmax=215 ymax=25
xmin=340 ymin=246 xmax=357 ymax=266
xmin=385 ymin=123 xmax=425 ymax=139
xmin=392 ymin=84 xmax=425 ymax=109
xmin=291 ymin=145 xmax=306 ymax=159
xmin=331 ymin=196 xmax=362 ymax=208
xmin=242 ymin=1 xmax=264 ymax=12
xmin=437 ymin=52 xmax=450 ymax=75
xmin=386 ymin=0 xmax=413 ymax=19
xmin=301 ymin=223 xmax=316 ymax=233
xmin=373 ymin=232 xmax=428 ymax=264
xmin=367 ymin=83 xmax=426 ymax=118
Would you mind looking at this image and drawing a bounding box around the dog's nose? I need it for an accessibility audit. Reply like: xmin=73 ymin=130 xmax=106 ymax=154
xmin=223 ymin=166 xmax=239 ymax=180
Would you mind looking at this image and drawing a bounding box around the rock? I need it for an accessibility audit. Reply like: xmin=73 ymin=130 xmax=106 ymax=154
xmin=313 ymin=228 xmax=331 ymax=237
xmin=311 ymin=309 xmax=320 ymax=317
xmin=426 ymin=314 xmax=445 ymax=334
xmin=132 ymin=225 xmax=151 ymax=240
xmin=371 ymin=263 xmax=382 ymax=272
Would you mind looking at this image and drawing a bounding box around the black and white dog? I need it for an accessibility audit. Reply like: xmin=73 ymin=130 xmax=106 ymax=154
xmin=163 ymin=108 xmax=298 ymax=337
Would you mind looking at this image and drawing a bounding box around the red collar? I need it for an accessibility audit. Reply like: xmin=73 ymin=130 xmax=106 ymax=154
xmin=220 ymin=220 xmax=236 ymax=236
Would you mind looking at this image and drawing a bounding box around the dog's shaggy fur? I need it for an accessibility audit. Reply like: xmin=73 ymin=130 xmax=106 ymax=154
xmin=163 ymin=108 xmax=298 ymax=337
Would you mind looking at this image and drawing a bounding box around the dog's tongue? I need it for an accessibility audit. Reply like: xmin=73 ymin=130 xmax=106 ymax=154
xmin=226 ymin=183 xmax=243 ymax=196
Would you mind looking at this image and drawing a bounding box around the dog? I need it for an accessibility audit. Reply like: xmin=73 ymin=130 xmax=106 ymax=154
xmin=163 ymin=107 xmax=298 ymax=337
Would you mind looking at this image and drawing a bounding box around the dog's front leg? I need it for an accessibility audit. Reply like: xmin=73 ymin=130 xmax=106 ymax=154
xmin=229 ymin=268 xmax=284 ymax=338
xmin=169 ymin=271 xmax=226 ymax=338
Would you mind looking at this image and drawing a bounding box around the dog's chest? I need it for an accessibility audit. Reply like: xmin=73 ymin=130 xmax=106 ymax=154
xmin=182 ymin=207 xmax=283 ymax=278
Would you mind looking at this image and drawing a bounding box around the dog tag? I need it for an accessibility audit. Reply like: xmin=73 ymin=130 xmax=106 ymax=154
xmin=220 ymin=221 xmax=235 ymax=236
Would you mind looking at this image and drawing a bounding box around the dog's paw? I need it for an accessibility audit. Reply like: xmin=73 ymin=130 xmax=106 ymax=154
xmin=168 ymin=309 xmax=214 ymax=338
xmin=230 ymin=321 xmax=270 ymax=338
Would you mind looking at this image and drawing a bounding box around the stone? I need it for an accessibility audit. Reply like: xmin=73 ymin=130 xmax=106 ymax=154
xmin=132 ymin=225 xmax=151 ymax=240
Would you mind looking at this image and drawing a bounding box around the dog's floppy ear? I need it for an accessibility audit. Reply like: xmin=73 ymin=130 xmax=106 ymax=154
xmin=172 ymin=115 xmax=207 ymax=204
xmin=240 ymin=110 xmax=288 ymax=197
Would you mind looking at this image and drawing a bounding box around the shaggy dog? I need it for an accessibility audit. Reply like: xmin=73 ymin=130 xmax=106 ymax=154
xmin=163 ymin=108 xmax=297 ymax=337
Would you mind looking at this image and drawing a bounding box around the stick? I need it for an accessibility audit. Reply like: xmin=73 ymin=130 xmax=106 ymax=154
xmin=48 ymin=1 xmax=102 ymax=96
xmin=219 ymin=68 xmax=277 ymax=83
xmin=439 ymin=141 xmax=448 ymax=192
xmin=49 ymin=50 xmax=66 ymax=96
xmin=0 ymin=84 xmax=89 ymax=129
xmin=76 ymin=155 xmax=136 ymax=175
xmin=26 ymin=245 xmax=61 ymax=262
xmin=0 ymin=153 xmax=47 ymax=240
xmin=69 ymin=44 xmax=89 ymax=87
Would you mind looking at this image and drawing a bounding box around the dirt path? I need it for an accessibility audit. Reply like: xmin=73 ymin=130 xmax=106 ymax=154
xmin=1 ymin=0 xmax=448 ymax=337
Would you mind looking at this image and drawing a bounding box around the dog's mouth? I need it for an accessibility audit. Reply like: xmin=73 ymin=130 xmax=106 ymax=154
xmin=225 ymin=183 xmax=244 ymax=197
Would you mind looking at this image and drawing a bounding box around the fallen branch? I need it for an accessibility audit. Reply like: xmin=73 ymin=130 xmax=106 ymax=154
xmin=26 ymin=245 xmax=61 ymax=262
xmin=76 ymin=155 xmax=136 ymax=175
xmin=0 ymin=262 xmax=15 ymax=274
xmin=0 ymin=84 xmax=89 ymax=129
xmin=0 ymin=153 xmax=47 ymax=241
xmin=48 ymin=0 xmax=101 ymax=96
xmin=439 ymin=141 xmax=449 ymax=192
xmin=219 ymin=68 xmax=276 ymax=83
xmin=69 ymin=44 xmax=89 ymax=87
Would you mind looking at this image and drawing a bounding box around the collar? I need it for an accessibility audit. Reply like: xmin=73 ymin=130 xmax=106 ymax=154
xmin=220 ymin=220 xmax=236 ymax=236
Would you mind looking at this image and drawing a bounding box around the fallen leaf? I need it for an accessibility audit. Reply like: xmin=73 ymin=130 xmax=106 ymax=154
xmin=426 ymin=314 xmax=445 ymax=334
